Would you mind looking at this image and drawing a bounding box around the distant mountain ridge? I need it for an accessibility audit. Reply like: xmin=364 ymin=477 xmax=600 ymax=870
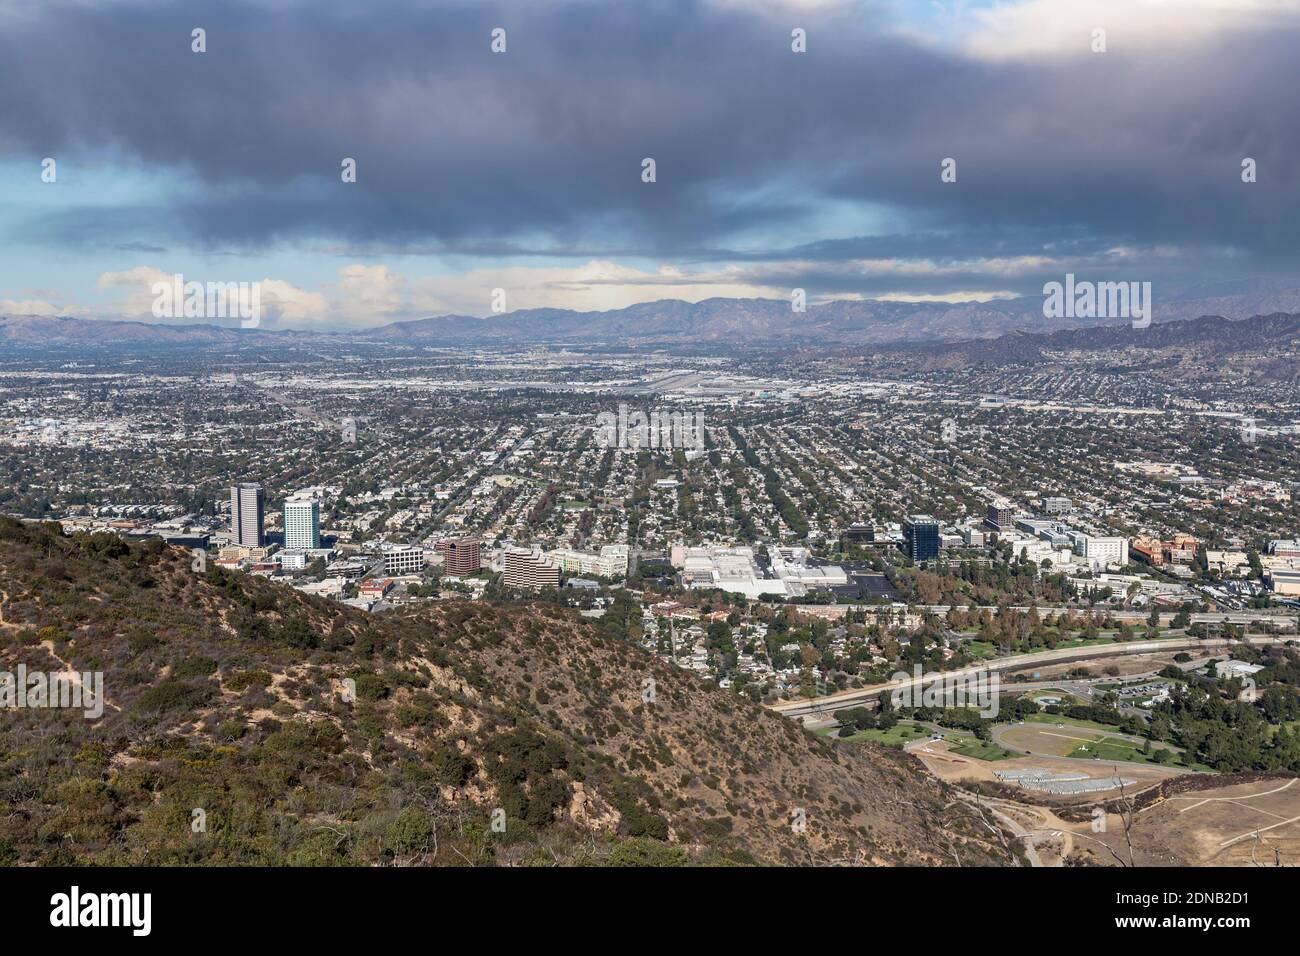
xmin=8 ymin=283 xmax=1300 ymax=351
xmin=905 ymin=312 xmax=1300 ymax=370
xmin=0 ymin=313 xmax=300 ymax=349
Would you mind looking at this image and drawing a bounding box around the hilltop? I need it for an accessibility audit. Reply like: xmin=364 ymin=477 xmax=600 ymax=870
xmin=9 ymin=281 xmax=1300 ymax=352
xmin=897 ymin=311 xmax=1300 ymax=374
xmin=0 ymin=518 xmax=1017 ymax=866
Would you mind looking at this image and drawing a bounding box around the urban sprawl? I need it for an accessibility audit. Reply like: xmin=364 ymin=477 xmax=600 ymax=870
xmin=6 ymin=344 xmax=1299 ymax=707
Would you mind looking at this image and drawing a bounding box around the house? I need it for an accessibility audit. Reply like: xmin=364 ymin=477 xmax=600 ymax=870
xmin=358 ymin=578 xmax=394 ymax=600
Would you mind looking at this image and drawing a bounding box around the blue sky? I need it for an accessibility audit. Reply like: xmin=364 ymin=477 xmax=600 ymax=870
xmin=1 ymin=0 xmax=1297 ymax=328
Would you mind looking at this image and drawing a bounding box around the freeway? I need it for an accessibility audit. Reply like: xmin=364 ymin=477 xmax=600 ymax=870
xmin=769 ymin=635 xmax=1289 ymax=719
xmin=839 ymin=604 xmax=1298 ymax=627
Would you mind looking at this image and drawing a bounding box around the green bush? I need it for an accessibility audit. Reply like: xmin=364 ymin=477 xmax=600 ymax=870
xmin=131 ymin=680 xmax=215 ymax=715
xmin=429 ymin=746 xmax=476 ymax=787
xmin=287 ymin=829 xmax=352 ymax=866
xmin=354 ymin=673 xmax=388 ymax=701
xmin=226 ymin=670 xmax=273 ymax=692
xmin=385 ymin=808 xmax=433 ymax=855
xmin=127 ymin=628 xmax=162 ymax=654
xmin=608 ymin=838 xmax=687 ymax=867
xmin=215 ymin=720 xmax=247 ymax=742
xmin=276 ymin=618 xmax=319 ymax=650
xmin=173 ymin=656 xmax=218 ymax=679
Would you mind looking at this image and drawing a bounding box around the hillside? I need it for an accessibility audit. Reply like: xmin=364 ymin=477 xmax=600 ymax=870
xmin=0 ymin=314 xmax=299 ymax=349
xmin=902 ymin=312 xmax=1300 ymax=372
xmin=0 ymin=519 xmax=1016 ymax=867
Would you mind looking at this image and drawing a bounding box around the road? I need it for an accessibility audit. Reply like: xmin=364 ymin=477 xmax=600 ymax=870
xmin=835 ymin=604 xmax=1297 ymax=627
xmin=802 ymin=677 xmax=1101 ymax=734
xmin=951 ymin=790 xmax=1044 ymax=867
xmin=770 ymin=635 xmax=1287 ymax=719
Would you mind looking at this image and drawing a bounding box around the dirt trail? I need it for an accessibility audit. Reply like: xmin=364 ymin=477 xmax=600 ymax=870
xmin=981 ymin=795 xmax=1081 ymax=865
xmin=0 ymin=589 xmax=15 ymax=631
xmin=34 ymin=638 xmax=122 ymax=714
xmin=1168 ymin=777 xmax=1297 ymax=813
xmin=2 ymin=588 xmax=121 ymax=715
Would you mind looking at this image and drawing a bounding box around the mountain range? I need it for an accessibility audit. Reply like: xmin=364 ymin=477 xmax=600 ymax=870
xmin=905 ymin=312 xmax=1300 ymax=373
xmin=8 ymin=281 xmax=1300 ymax=351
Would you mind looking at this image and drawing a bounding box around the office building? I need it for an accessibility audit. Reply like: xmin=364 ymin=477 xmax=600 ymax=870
xmin=161 ymin=532 xmax=210 ymax=551
xmin=503 ymin=547 xmax=560 ymax=589
xmin=1131 ymin=536 xmax=1164 ymax=566
xmin=545 ymin=544 xmax=629 ymax=579
xmin=1165 ymin=534 xmax=1198 ymax=565
xmin=383 ymin=546 xmax=425 ymax=575
xmin=1043 ymin=497 xmax=1072 ymax=515
xmin=230 ymin=482 xmax=264 ymax=548
xmin=278 ymin=551 xmax=308 ymax=571
xmin=1070 ymin=533 xmax=1128 ymax=570
xmin=359 ymin=578 xmax=394 ymax=601
xmin=436 ymin=536 xmax=481 ymax=576
xmin=283 ymin=495 xmax=321 ymax=551
xmin=985 ymin=502 xmax=1017 ymax=533
xmin=1206 ymin=550 xmax=1249 ymax=574
xmin=902 ymin=515 xmax=941 ymax=562
xmin=768 ymin=546 xmax=848 ymax=592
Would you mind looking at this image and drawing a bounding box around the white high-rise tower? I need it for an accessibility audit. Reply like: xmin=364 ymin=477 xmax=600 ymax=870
xmin=230 ymin=482 xmax=264 ymax=548
xmin=283 ymin=495 xmax=321 ymax=550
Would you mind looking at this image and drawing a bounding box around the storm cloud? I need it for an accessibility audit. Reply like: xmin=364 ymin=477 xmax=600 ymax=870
xmin=2 ymin=0 xmax=1298 ymax=319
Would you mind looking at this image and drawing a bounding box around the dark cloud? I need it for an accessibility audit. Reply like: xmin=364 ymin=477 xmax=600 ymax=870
xmin=2 ymin=0 xmax=1299 ymax=294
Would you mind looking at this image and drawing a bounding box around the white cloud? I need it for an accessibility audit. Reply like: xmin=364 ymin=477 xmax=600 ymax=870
xmin=704 ymin=0 xmax=851 ymax=13
xmin=96 ymin=266 xmax=173 ymax=318
xmin=408 ymin=261 xmax=783 ymax=316
xmin=0 ymin=298 xmax=68 ymax=316
xmin=330 ymin=265 xmax=407 ymax=320
xmin=79 ymin=253 xmax=1082 ymax=328
xmin=95 ymin=266 xmax=327 ymax=329
xmin=956 ymin=0 xmax=1298 ymax=60
xmin=256 ymin=280 xmax=330 ymax=327
xmin=872 ymin=290 xmax=1018 ymax=303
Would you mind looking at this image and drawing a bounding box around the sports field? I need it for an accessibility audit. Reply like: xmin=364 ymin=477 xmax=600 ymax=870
xmin=993 ymin=716 xmax=1206 ymax=769
xmin=948 ymin=738 xmax=1014 ymax=761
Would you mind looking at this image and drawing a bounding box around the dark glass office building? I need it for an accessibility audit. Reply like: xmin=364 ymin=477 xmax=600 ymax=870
xmin=902 ymin=514 xmax=940 ymax=562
